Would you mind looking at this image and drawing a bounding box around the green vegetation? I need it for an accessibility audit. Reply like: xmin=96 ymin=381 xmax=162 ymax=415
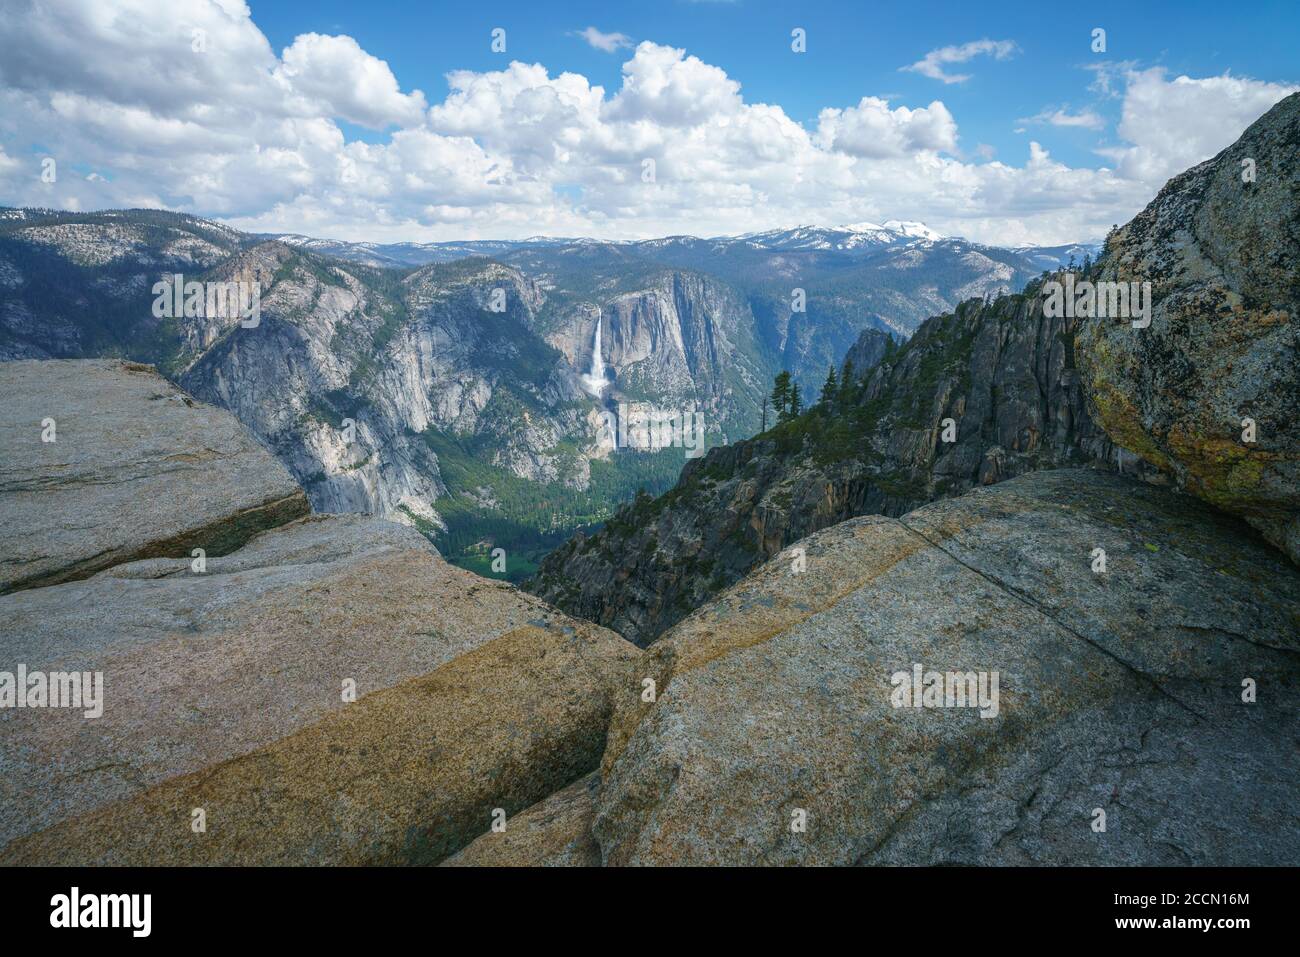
xmin=417 ymin=427 xmax=687 ymax=583
xmin=770 ymin=370 xmax=804 ymax=423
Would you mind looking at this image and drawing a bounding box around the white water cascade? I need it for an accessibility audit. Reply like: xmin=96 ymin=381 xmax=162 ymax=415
xmin=582 ymin=315 xmax=610 ymax=395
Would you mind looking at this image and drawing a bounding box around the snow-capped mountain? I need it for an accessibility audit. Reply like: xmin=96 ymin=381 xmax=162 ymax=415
xmin=261 ymin=221 xmax=1095 ymax=274
xmin=734 ymin=220 xmax=945 ymax=252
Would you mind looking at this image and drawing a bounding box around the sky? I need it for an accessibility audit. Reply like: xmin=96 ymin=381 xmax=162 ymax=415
xmin=0 ymin=0 xmax=1297 ymax=245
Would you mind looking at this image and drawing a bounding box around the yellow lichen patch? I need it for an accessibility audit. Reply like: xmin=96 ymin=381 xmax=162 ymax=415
xmin=1 ymin=624 xmax=638 ymax=866
xmin=1165 ymin=427 xmax=1281 ymax=507
xmin=1087 ymin=379 xmax=1171 ymax=471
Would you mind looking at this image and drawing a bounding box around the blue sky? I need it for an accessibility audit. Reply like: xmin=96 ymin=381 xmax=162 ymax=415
xmin=1 ymin=0 xmax=1297 ymax=245
xmin=249 ymin=0 xmax=1300 ymax=170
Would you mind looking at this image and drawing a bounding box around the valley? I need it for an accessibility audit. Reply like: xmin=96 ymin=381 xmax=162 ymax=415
xmin=0 ymin=209 xmax=1090 ymax=579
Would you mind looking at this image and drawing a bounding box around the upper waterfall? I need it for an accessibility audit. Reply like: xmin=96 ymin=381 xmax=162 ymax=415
xmin=582 ymin=315 xmax=610 ymax=396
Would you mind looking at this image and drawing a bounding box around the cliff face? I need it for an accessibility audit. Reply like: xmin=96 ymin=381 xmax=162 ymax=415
xmin=177 ymin=248 xmax=590 ymax=526
xmin=528 ymin=281 xmax=1144 ymax=645
xmin=538 ymin=268 xmax=768 ymax=442
xmin=1077 ymin=92 xmax=1300 ymax=563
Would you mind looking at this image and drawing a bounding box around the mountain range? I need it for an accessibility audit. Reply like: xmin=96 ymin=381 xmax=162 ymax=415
xmin=0 ymin=207 xmax=1095 ymax=576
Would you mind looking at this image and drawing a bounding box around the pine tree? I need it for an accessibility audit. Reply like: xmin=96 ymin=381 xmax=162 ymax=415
xmin=771 ymin=371 xmax=792 ymax=422
xmin=789 ymin=381 xmax=802 ymax=418
xmin=820 ymin=365 xmax=838 ymax=406
xmin=839 ymin=358 xmax=856 ymax=406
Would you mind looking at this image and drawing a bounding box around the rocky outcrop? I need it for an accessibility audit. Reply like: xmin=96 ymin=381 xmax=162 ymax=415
xmin=841 ymin=327 xmax=892 ymax=376
xmin=0 ymin=359 xmax=308 ymax=594
xmin=0 ymin=361 xmax=639 ymax=865
xmin=593 ymin=469 xmax=1300 ymax=865
xmin=529 ymin=283 xmax=1141 ymax=645
xmin=1077 ymin=92 xmax=1300 ymax=564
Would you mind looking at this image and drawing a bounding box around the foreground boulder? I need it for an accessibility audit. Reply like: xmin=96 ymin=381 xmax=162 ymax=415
xmin=2 ymin=607 xmax=634 ymax=865
xmin=0 ymin=359 xmax=309 ymax=594
xmin=594 ymin=469 xmax=1300 ymax=865
xmin=1077 ymin=92 xmax=1300 ymax=564
xmin=0 ymin=361 xmax=638 ymax=865
xmin=0 ymin=513 xmax=636 ymax=864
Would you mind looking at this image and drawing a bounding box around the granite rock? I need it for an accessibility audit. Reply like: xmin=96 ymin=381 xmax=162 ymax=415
xmin=593 ymin=469 xmax=1300 ymax=865
xmin=1077 ymin=92 xmax=1300 ymax=563
xmin=0 ymin=359 xmax=308 ymax=594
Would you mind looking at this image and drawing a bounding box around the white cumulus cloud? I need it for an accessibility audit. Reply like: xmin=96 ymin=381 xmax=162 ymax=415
xmin=277 ymin=33 xmax=427 ymax=129
xmin=1020 ymin=107 xmax=1106 ymax=131
xmin=816 ymin=98 xmax=958 ymax=157
xmin=1097 ymin=67 xmax=1299 ymax=183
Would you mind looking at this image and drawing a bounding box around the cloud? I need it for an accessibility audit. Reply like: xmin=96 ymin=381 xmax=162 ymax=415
xmin=277 ymin=33 xmax=427 ymax=128
xmin=1084 ymin=60 xmax=1139 ymax=99
xmin=902 ymin=39 xmax=1018 ymax=84
xmin=0 ymin=145 xmax=22 ymax=175
xmin=816 ymin=97 xmax=958 ymax=157
xmin=603 ymin=41 xmax=742 ymax=126
xmin=0 ymin=2 xmax=1293 ymax=247
xmin=1019 ymin=107 xmax=1106 ymax=131
xmin=1096 ymin=67 xmax=1298 ymax=183
xmin=574 ymin=26 xmax=633 ymax=53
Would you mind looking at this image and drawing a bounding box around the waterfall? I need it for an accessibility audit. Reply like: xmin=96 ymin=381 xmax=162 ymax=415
xmin=582 ymin=315 xmax=609 ymax=395
xmin=589 ymin=316 xmax=605 ymax=382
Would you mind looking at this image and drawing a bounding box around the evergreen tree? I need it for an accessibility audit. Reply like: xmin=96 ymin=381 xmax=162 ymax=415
xmin=790 ymin=381 xmax=802 ymax=418
xmin=771 ymin=371 xmax=792 ymax=422
xmin=839 ymin=358 xmax=856 ymax=405
xmin=820 ymin=365 xmax=838 ymax=406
